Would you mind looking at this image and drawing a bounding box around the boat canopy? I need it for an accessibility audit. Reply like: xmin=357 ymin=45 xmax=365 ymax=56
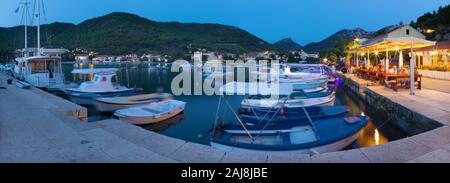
xmin=71 ymin=68 xmax=119 ymax=75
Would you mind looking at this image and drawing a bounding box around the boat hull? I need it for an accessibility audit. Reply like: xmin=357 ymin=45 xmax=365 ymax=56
xmin=210 ymin=115 xmax=368 ymax=154
xmin=239 ymin=106 xmax=349 ymax=125
xmin=64 ymin=89 xmax=142 ymax=106
xmin=210 ymin=131 xmax=361 ymax=155
xmin=241 ymin=92 xmax=336 ymax=109
xmin=93 ymin=94 xmax=173 ymax=112
xmin=116 ymin=105 xmax=185 ymax=125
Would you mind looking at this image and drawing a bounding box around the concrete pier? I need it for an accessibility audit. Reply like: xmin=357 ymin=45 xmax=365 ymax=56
xmin=1 ymin=72 xmax=450 ymax=163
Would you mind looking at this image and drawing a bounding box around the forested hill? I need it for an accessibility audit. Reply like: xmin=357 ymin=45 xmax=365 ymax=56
xmin=0 ymin=12 xmax=278 ymax=55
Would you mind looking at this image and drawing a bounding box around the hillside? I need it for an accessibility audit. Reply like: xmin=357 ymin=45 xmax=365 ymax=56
xmin=303 ymin=28 xmax=373 ymax=53
xmin=0 ymin=12 xmax=277 ymax=55
xmin=274 ymin=38 xmax=303 ymax=51
xmin=411 ymin=4 xmax=450 ymax=40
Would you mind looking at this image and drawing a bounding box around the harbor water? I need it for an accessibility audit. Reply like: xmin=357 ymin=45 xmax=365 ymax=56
xmin=62 ymin=62 xmax=408 ymax=149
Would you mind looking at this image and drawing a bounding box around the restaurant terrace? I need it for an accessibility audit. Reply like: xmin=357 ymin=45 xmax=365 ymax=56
xmin=347 ymin=24 xmax=436 ymax=95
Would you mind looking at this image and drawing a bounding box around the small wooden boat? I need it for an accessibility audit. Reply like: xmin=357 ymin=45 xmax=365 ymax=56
xmin=241 ymin=90 xmax=336 ymax=110
xmin=94 ymin=93 xmax=173 ymax=112
xmin=239 ymin=105 xmax=349 ymax=125
xmin=211 ymin=115 xmax=368 ymax=154
xmin=114 ymin=100 xmax=186 ymax=125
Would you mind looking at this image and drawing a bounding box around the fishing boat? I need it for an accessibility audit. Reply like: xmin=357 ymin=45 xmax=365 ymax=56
xmin=280 ymin=79 xmax=328 ymax=90
xmin=63 ymin=68 xmax=143 ymax=105
xmin=280 ymin=64 xmax=336 ymax=83
xmin=12 ymin=0 xmax=67 ymax=90
xmin=211 ymin=115 xmax=368 ymax=154
xmin=241 ymin=90 xmax=335 ymax=110
xmin=114 ymin=100 xmax=186 ymax=125
xmin=250 ymin=66 xmax=278 ymax=82
xmin=94 ymin=93 xmax=173 ymax=112
xmin=239 ymin=105 xmax=349 ymax=125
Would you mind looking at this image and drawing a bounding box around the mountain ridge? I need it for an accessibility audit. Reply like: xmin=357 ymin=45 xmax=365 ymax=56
xmin=302 ymin=28 xmax=373 ymax=53
xmin=274 ymin=37 xmax=303 ymax=51
xmin=0 ymin=12 xmax=278 ymax=55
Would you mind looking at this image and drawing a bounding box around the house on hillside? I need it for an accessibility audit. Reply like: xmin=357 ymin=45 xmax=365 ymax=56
xmin=75 ymin=53 xmax=89 ymax=62
xmin=141 ymin=54 xmax=163 ymax=62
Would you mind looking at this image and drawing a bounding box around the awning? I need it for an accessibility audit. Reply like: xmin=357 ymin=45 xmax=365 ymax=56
xmin=348 ymin=37 xmax=436 ymax=53
xmin=414 ymin=40 xmax=450 ymax=52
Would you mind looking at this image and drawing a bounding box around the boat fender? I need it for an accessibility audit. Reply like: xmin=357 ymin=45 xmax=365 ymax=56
xmin=280 ymin=107 xmax=285 ymax=115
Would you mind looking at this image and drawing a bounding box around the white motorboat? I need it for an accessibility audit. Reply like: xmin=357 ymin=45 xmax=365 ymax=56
xmin=94 ymin=93 xmax=173 ymax=112
xmin=114 ymin=100 xmax=186 ymax=125
xmin=280 ymin=64 xmax=336 ymax=83
xmin=63 ymin=68 xmax=143 ymax=105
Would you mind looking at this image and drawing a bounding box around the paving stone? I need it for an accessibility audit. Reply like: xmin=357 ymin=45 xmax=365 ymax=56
xmin=360 ymin=138 xmax=433 ymax=163
xmin=311 ymin=149 xmax=370 ymax=163
xmin=267 ymin=153 xmax=311 ymax=163
xmin=410 ymin=126 xmax=450 ymax=150
xmin=411 ymin=149 xmax=450 ymax=163
xmin=220 ymin=152 xmax=268 ymax=163
xmin=169 ymin=142 xmax=225 ymax=163
xmin=137 ymin=133 xmax=187 ymax=157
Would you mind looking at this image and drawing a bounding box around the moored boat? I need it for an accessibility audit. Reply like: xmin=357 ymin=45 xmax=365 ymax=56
xmin=210 ymin=115 xmax=368 ymax=154
xmin=241 ymin=90 xmax=336 ymax=110
xmin=280 ymin=64 xmax=336 ymax=83
xmin=63 ymin=68 xmax=143 ymax=105
xmin=239 ymin=105 xmax=349 ymax=125
xmin=114 ymin=100 xmax=186 ymax=125
xmin=94 ymin=93 xmax=173 ymax=112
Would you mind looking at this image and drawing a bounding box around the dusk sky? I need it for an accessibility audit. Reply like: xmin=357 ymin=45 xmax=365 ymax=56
xmin=1 ymin=0 xmax=449 ymax=45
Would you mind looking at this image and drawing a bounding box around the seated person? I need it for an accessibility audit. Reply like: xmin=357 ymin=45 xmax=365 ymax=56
xmin=388 ymin=66 xmax=397 ymax=74
xmin=398 ymin=67 xmax=410 ymax=87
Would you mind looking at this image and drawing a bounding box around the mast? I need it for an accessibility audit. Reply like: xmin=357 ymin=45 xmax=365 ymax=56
xmin=35 ymin=0 xmax=41 ymax=56
xmin=24 ymin=0 xmax=29 ymax=50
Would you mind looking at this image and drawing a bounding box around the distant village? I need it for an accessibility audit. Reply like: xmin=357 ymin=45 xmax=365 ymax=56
xmin=71 ymin=48 xmax=320 ymax=64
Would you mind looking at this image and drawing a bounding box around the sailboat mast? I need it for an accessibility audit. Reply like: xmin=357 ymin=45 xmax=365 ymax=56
xmin=35 ymin=0 xmax=41 ymax=56
xmin=24 ymin=0 xmax=29 ymax=50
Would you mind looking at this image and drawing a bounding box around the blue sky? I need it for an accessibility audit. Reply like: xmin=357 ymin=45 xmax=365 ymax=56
xmin=1 ymin=0 xmax=449 ymax=45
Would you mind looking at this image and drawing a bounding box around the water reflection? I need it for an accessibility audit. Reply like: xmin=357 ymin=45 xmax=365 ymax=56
xmin=356 ymin=123 xmax=388 ymax=147
xmin=141 ymin=113 xmax=184 ymax=132
xmin=62 ymin=62 xmax=407 ymax=149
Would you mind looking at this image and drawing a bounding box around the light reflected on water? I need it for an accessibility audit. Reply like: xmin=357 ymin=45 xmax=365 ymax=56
xmin=356 ymin=121 xmax=388 ymax=147
xmin=375 ymin=129 xmax=380 ymax=145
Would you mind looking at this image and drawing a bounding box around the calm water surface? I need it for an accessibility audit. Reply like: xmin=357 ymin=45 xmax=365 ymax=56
xmin=62 ymin=62 xmax=408 ymax=149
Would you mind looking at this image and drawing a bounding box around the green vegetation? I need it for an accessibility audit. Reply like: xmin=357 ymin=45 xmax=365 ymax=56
xmin=319 ymin=38 xmax=360 ymax=65
xmin=303 ymin=28 xmax=372 ymax=53
xmin=411 ymin=5 xmax=450 ymax=41
xmin=274 ymin=38 xmax=303 ymax=51
xmin=0 ymin=12 xmax=278 ymax=57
